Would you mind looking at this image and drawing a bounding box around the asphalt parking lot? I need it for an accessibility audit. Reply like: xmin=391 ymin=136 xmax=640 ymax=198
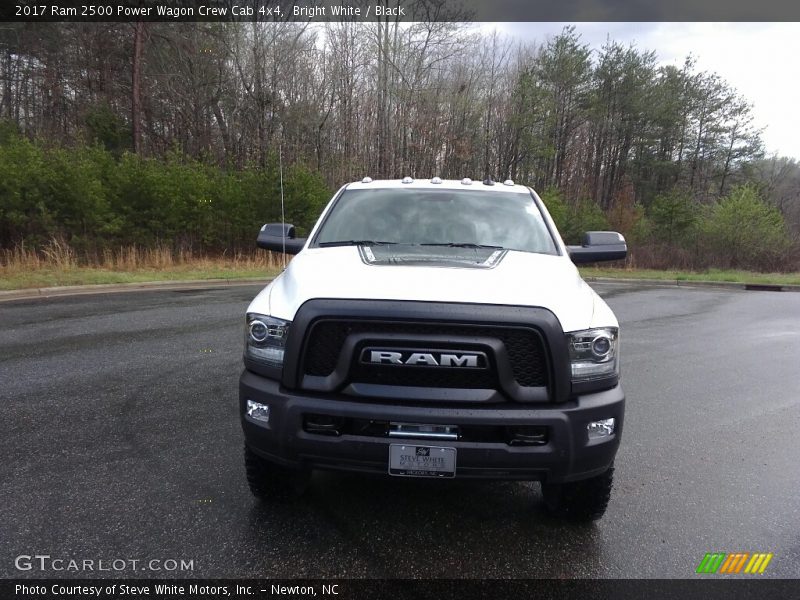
xmin=1 ymin=282 xmax=798 ymax=578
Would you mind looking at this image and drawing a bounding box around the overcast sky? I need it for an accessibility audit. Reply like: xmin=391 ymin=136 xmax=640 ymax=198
xmin=481 ymin=23 xmax=800 ymax=160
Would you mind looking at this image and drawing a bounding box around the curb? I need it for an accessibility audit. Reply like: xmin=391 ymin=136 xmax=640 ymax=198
xmin=0 ymin=277 xmax=272 ymax=302
xmin=584 ymin=276 xmax=800 ymax=292
xmin=2 ymin=274 xmax=798 ymax=303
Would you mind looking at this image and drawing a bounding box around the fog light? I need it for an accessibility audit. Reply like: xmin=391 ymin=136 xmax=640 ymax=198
xmin=246 ymin=400 xmax=270 ymax=423
xmin=587 ymin=418 xmax=615 ymax=439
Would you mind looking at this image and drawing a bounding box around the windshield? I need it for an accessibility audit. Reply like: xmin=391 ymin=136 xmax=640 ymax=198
xmin=313 ymin=188 xmax=558 ymax=255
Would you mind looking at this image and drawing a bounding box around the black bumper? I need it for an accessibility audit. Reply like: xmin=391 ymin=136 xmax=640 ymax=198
xmin=240 ymin=370 xmax=624 ymax=484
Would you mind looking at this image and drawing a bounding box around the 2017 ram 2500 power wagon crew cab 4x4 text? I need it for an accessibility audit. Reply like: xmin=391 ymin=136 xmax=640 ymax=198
xmin=240 ymin=177 xmax=626 ymax=521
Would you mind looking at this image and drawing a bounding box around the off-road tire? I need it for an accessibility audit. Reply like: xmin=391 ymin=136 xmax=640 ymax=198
xmin=244 ymin=445 xmax=309 ymax=501
xmin=541 ymin=465 xmax=614 ymax=522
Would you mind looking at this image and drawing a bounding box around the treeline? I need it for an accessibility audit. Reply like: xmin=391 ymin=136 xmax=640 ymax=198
xmin=0 ymin=125 xmax=791 ymax=270
xmin=0 ymin=125 xmax=330 ymax=253
xmin=542 ymin=185 xmax=790 ymax=271
xmin=0 ymin=19 xmax=798 ymax=269
xmin=0 ymin=22 xmax=769 ymax=198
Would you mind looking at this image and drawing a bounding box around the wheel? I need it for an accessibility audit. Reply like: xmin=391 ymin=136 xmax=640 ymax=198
xmin=541 ymin=465 xmax=614 ymax=522
xmin=244 ymin=445 xmax=310 ymax=501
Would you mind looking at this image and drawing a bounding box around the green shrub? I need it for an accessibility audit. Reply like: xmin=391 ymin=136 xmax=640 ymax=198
xmin=538 ymin=188 xmax=610 ymax=244
xmin=0 ymin=134 xmax=52 ymax=246
xmin=701 ymin=185 xmax=791 ymax=270
xmin=281 ymin=163 xmax=335 ymax=236
xmin=558 ymin=201 xmax=611 ymax=245
xmin=539 ymin=187 xmax=568 ymax=231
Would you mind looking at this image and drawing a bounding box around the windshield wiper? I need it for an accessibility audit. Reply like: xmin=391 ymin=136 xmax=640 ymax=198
xmin=318 ymin=240 xmax=399 ymax=247
xmin=420 ymin=243 xmax=505 ymax=250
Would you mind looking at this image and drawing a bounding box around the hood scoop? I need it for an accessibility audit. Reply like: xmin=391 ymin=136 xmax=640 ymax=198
xmin=358 ymin=245 xmax=507 ymax=269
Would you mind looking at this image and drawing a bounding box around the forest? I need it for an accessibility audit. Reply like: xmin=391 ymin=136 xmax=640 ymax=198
xmin=0 ymin=19 xmax=798 ymax=271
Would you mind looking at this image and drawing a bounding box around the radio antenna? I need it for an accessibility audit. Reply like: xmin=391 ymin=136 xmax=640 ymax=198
xmin=279 ymin=137 xmax=286 ymax=269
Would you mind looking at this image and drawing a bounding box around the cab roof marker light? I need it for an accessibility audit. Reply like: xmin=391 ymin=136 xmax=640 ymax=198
xmin=401 ymin=176 xmax=414 ymax=184
xmin=431 ymin=177 xmax=442 ymax=184
xmin=361 ymin=176 xmax=373 ymax=183
xmin=461 ymin=178 xmax=473 ymax=185
xmin=503 ymin=179 xmax=515 ymax=186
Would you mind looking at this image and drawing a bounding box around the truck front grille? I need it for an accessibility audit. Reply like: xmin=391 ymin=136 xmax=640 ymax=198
xmin=302 ymin=320 xmax=548 ymax=389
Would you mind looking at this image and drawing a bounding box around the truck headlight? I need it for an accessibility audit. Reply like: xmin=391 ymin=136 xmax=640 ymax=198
xmin=245 ymin=313 xmax=290 ymax=368
xmin=567 ymin=327 xmax=618 ymax=382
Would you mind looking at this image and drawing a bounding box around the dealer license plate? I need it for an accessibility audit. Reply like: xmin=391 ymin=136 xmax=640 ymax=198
xmin=388 ymin=444 xmax=456 ymax=478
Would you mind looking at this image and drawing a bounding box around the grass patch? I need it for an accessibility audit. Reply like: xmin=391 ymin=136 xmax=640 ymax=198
xmin=579 ymin=267 xmax=800 ymax=286
xmin=3 ymin=241 xmax=799 ymax=291
xmin=0 ymin=242 xmax=283 ymax=290
xmin=0 ymin=266 xmax=279 ymax=291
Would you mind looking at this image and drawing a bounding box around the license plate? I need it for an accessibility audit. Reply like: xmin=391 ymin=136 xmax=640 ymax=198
xmin=388 ymin=444 xmax=456 ymax=478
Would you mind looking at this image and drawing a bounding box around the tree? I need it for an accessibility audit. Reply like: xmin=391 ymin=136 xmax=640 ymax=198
xmin=131 ymin=22 xmax=145 ymax=154
xmin=531 ymin=26 xmax=592 ymax=192
xmin=650 ymin=189 xmax=697 ymax=245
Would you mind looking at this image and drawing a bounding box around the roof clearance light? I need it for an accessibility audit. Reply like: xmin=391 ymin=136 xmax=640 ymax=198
xmin=401 ymin=176 xmax=414 ymax=184
xmin=361 ymin=176 xmax=373 ymax=183
xmin=461 ymin=178 xmax=473 ymax=185
xmin=503 ymin=179 xmax=515 ymax=186
xmin=483 ymin=178 xmax=495 ymax=186
xmin=431 ymin=177 xmax=442 ymax=184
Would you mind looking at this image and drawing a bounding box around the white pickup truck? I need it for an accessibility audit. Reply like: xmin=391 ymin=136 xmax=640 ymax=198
xmin=240 ymin=177 xmax=626 ymax=521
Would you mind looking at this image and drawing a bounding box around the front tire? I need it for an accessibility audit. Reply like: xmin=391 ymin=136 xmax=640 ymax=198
xmin=244 ymin=445 xmax=309 ymax=501
xmin=541 ymin=465 xmax=614 ymax=522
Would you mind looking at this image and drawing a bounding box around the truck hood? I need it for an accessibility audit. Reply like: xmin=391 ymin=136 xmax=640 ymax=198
xmin=248 ymin=247 xmax=616 ymax=333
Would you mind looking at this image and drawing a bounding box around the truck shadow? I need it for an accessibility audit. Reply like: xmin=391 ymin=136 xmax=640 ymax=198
xmin=243 ymin=471 xmax=605 ymax=578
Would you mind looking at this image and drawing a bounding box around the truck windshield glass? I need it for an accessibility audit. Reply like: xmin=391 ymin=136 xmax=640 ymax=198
xmin=313 ymin=189 xmax=558 ymax=255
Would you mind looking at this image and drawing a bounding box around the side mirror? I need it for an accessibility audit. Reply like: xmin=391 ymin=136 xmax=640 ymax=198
xmin=567 ymin=231 xmax=627 ymax=264
xmin=256 ymin=223 xmax=307 ymax=255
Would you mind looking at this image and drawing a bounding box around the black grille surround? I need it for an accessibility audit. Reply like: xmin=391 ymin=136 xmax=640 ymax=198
xmin=279 ymin=299 xmax=573 ymax=404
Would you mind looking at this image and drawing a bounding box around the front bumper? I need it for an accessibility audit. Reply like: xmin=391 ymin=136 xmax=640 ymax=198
xmin=240 ymin=370 xmax=624 ymax=484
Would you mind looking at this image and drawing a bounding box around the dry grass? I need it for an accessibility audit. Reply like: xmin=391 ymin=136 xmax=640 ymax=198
xmin=0 ymin=239 xmax=284 ymax=290
xmin=3 ymin=239 xmax=80 ymax=271
xmin=4 ymin=239 xmax=799 ymax=291
xmin=2 ymin=239 xmax=284 ymax=272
